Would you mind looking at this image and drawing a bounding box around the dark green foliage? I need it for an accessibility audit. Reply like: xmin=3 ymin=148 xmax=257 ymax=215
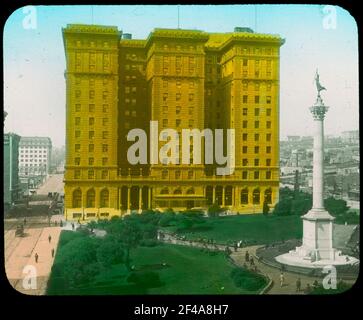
xmin=273 ymin=198 xmax=292 ymax=216
xmin=96 ymin=237 xmax=124 ymax=268
xmin=208 ymin=203 xmax=223 ymax=218
xmin=262 ymin=201 xmax=270 ymax=216
xmin=230 ymin=268 xmax=267 ymax=292
xmin=324 ymin=197 xmax=350 ymax=216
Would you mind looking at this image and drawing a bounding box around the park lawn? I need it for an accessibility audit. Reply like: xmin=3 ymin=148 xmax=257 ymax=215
xmin=164 ymin=214 xmax=303 ymax=245
xmin=47 ymin=232 xmax=267 ymax=295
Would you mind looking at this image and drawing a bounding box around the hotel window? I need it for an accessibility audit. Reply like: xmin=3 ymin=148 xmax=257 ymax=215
xmin=131 ymin=87 xmax=136 ymax=93
xmin=254 ymin=159 xmax=259 ymax=166
xmin=89 ymin=144 xmax=94 ymax=152
xmin=176 ymin=67 xmax=181 ymax=74
xmin=242 ymin=158 xmax=248 ymax=166
xmin=75 ymin=90 xmax=81 ymax=98
xmin=88 ymin=170 xmax=94 ymax=179
xmin=255 ymin=96 xmax=260 ymax=104
xmin=266 ymin=108 xmax=271 ymax=116
xmin=89 ymin=104 xmax=95 ymax=112
xmin=89 ymin=117 xmax=94 ymax=126
xmin=102 ymin=118 xmax=108 ymax=126
xmin=243 ymin=108 xmax=248 ymax=116
xmin=243 ymin=70 xmax=248 ymax=77
xmin=89 ymin=157 xmax=94 ymax=165
xmin=266 ymin=171 xmax=272 ymax=179
xmin=176 ymin=93 xmax=181 ymax=101
xmin=254 ymin=133 xmax=259 ymax=141
xmin=102 ymin=131 xmax=108 ymax=139
xmin=242 ymin=81 xmax=248 ymax=90
xmin=131 ymin=99 xmax=136 ymax=105
xmin=255 ymin=71 xmax=259 ymax=78
xmin=103 ymin=104 xmax=108 ymax=112
xmin=162 ymin=170 xmax=168 ymax=179
xmin=125 ymin=110 xmax=130 ymax=116
xmin=266 ymin=133 xmax=272 ymax=142
xmin=255 ymin=83 xmax=260 ymax=91
xmin=131 ymin=111 xmax=136 ymax=117
xmin=243 ymin=95 xmax=248 ymax=103
xmin=267 ymin=71 xmax=272 ymax=78
xmin=125 ymin=98 xmax=130 ymax=104
xmin=176 ymin=80 xmax=181 ymax=89
xmin=102 ymin=144 xmax=108 ymax=152
xmin=75 ymin=104 xmax=81 ymax=112
xmin=242 ymin=171 xmax=248 ymax=179
xmin=254 ymin=171 xmax=260 ymax=179
xmin=89 ymin=90 xmax=94 ymax=99
xmin=75 ymin=144 xmax=80 ymax=152
xmin=266 ymin=96 xmax=272 ymax=104
xmin=255 ymin=146 xmax=259 ymax=154
xmin=103 ymin=91 xmax=108 ymax=99
xmin=176 ymin=106 xmax=181 ymax=115
xmin=243 ymin=120 xmax=248 ymax=128
xmin=175 ymin=171 xmax=181 ymax=179
xmin=176 ymin=119 xmax=181 ymax=127
xmin=163 ymin=67 xmax=168 ymax=74
xmin=102 ymin=170 xmax=108 ymax=179
xmin=189 ymin=93 xmax=194 ymax=101
xmin=266 ymin=146 xmax=271 ymax=153
xmin=255 ymin=108 xmax=260 ymax=116
xmin=267 ymin=83 xmax=272 ymax=91
xmin=125 ymin=87 xmax=130 ymax=94
xmin=163 ymin=93 xmax=168 ymax=102
xmin=163 ymin=119 xmax=168 ymax=127
xmin=163 ymin=80 xmax=168 ymax=88
xmin=89 ymin=78 xmax=95 ymax=87
xmin=242 ymin=133 xmax=248 ymax=141
xmin=266 ymin=121 xmax=271 ymax=129
xmin=162 ymin=106 xmax=168 ymax=113
xmin=189 ymin=107 xmax=193 ymax=115
xmin=74 ymin=170 xmax=81 ymax=179
xmin=266 ymin=159 xmax=271 ymax=166
xmin=243 ymin=59 xmax=248 ymax=67
xmin=255 ymin=121 xmax=259 ymax=129
xmin=242 ymin=146 xmax=248 ymax=153
xmin=75 ymin=130 xmax=81 ymax=138
xmin=189 ymin=81 xmax=194 ymax=89
xmin=103 ymin=78 xmax=109 ymax=85
xmin=188 ymin=171 xmax=194 ymax=179
xmin=102 ymin=157 xmax=108 ymax=165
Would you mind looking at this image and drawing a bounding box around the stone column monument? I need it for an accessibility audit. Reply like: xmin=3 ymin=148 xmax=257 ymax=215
xmin=275 ymin=71 xmax=358 ymax=267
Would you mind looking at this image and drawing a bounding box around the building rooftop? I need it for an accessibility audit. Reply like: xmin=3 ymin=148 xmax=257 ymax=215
xmin=19 ymin=136 xmax=52 ymax=147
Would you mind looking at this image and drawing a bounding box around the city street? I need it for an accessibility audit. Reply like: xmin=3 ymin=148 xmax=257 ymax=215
xmin=5 ymin=215 xmax=63 ymax=295
xmin=36 ymin=173 xmax=64 ymax=196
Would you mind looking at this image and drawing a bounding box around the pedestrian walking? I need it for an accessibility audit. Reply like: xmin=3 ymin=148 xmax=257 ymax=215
xmin=71 ymin=222 xmax=74 ymax=230
xmin=35 ymin=253 xmax=39 ymax=263
xmin=60 ymin=220 xmax=63 ymax=227
xmin=48 ymin=235 xmax=52 ymax=243
xmin=23 ymin=218 xmax=27 ymax=225
xmin=51 ymin=248 xmax=55 ymax=258
xmin=296 ymin=277 xmax=301 ymax=292
xmin=245 ymin=250 xmax=249 ymax=262
xmin=280 ymin=272 xmax=284 ymax=288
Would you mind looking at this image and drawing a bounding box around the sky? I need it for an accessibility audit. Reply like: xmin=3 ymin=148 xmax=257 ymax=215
xmin=3 ymin=5 xmax=359 ymax=147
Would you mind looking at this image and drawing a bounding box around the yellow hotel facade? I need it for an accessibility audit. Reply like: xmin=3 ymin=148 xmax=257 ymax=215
xmin=62 ymin=24 xmax=285 ymax=220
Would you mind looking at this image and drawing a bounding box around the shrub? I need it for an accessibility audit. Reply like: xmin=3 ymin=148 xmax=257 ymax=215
xmin=127 ymin=271 xmax=163 ymax=288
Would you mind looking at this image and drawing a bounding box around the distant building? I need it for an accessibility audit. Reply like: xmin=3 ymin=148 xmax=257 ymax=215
xmin=287 ymin=135 xmax=300 ymax=142
xmin=4 ymin=133 xmax=21 ymax=209
xmin=341 ymin=130 xmax=359 ymax=144
xmin=18 ymin=137 xmax=52 ymax=190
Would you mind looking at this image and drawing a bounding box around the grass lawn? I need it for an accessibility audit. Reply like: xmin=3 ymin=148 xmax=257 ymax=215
xmin=47 ymin=231 xmax=267 ymax=295
xmin=164 ymin=214 xmax=303 ymax=245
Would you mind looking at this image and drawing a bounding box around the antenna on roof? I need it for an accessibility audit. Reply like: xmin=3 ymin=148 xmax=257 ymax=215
xmin=177 ymin=5 xmax=180 ymax=29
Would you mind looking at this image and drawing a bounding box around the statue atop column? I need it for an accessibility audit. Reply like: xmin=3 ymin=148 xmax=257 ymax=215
xmin=315 ymin=69 xmax=326 ymax=96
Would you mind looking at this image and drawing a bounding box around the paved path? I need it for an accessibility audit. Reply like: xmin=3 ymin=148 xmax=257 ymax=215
xmin=36 ymin=173 xmax=64 ymax=195
xmin=159 ymin=232 xmax=357 ymax=295
xmin=5 ymin=217 xmax=62 ymax=295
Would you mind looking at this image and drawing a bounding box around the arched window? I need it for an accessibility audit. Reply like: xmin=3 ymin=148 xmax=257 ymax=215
xmin=264 ymin=188 xmax=272 ymax=204
xmin=100 ymin=189 xmax=109 ymax=207
xmin=186 ymin=188 xmax=195 ymax=195
xmin=253 ymin=189 xmax=260 ymax=205
xmin=73 ymin=189 xmax=82 ymax=208
xmin=225 ymin=186 xmax=233 ymax=205
xmin=174 ymin=188 xmax=182 ymax=195
xmin=160 ymin=188 xmax=169 ymax=195
xmin=86 ymin=189 xmax=95 ymax=207
xmin=241 ymin=188 xmax=248 ymax=205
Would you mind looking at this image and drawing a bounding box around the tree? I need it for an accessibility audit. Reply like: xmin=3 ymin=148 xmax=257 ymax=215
xmin=207 ymin=203 xmax=222 ymax=218
xmin=262 ymin=200 xmax=269 ymax=216
xmin=96 ymin=236 xmax=124 ymax=268
xmin=324 ymin=197 xmax=350 ymax=217
xmin=273 ymin=198 xmax=292 ymax=216
xmin=107 ymin=218 xmax=142 ymax=271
